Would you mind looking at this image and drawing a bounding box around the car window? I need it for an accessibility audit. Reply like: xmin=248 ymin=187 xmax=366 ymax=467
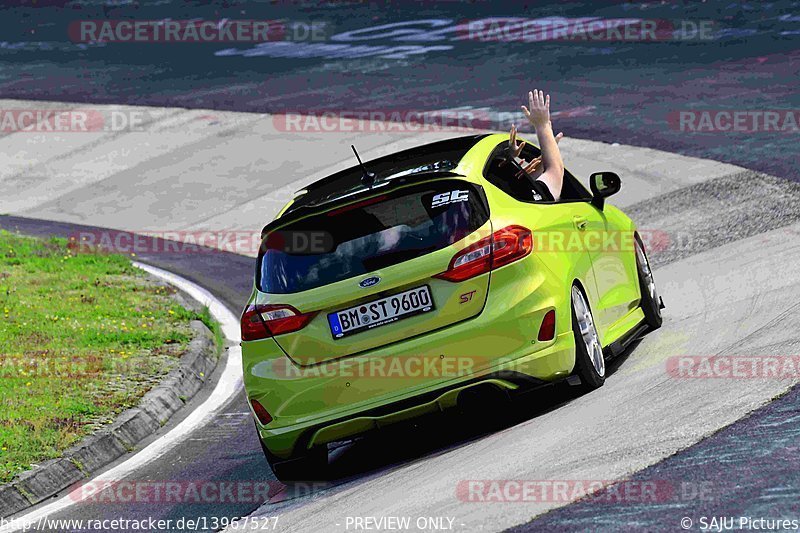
xmin=483 ymin=141 xmax=592 ymax=203
xmin=257 ymin=179 xmax=489 ymax=294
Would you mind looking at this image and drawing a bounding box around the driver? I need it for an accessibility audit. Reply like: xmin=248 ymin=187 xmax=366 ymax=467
xmin=507 ymin=90 xmax=564 ymax=202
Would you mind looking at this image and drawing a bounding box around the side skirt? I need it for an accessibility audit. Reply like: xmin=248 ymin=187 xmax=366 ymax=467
xmin=604 ymin=320 xmax=649 ymax=359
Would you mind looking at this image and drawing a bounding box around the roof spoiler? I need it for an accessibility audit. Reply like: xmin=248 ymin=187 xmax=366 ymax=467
xmin=260 ymin=171 xmax=468 ymax=240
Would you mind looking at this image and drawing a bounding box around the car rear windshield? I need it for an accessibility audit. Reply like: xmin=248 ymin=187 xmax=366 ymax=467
xmin=257 ymin=180 xmax=489 ymax=294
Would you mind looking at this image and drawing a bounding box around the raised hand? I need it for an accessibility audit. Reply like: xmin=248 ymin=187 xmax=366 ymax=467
xmin=508 ymin=124 xmax=525 ymax=159
xmin=521 ymin=89 xmax=551 ymax=130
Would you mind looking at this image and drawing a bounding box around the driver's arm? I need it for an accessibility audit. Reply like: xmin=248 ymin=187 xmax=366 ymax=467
xmin=522 ymin=90 xmax=564 ymax=201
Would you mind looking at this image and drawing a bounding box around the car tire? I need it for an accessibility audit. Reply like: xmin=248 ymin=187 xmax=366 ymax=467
xmin=634 ymin=237 xmax=663 ymax=331
xmin=257 ymin=426 xmax=327 ymax=482
xmin=571 ymin=284 xmax=605 ymax=391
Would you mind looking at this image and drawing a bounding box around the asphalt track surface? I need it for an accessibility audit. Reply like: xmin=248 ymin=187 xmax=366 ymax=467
xmin=0 ymin=1 xmax=799 ymax=179
xmin=4 ymin=162 xmax=800 ymax=532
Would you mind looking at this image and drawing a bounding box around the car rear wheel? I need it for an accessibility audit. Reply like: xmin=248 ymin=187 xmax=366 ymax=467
xmin=257 ymin=426 xmax=327 ymax=482
xmin=634 ymin=238 xmax=663 ymax=330
xmin=571 ymin=285 xmax=605 ymax=391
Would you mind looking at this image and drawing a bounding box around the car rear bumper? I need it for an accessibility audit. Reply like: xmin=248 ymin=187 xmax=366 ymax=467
xmin=243 ymin=257 xmax=576 ymax=458
xmin=261 ymin=373 xmax=548 ymax=460
xmin=247 ymin=336 xmax=575 ymax=458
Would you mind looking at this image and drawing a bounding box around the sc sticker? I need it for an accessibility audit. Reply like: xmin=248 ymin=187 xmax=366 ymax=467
xmin=431 ymin=189 xmax=469 ymax=208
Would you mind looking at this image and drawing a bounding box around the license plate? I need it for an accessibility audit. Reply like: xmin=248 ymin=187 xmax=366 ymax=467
xmin=328 ymin=285 xmax=434 ymax=339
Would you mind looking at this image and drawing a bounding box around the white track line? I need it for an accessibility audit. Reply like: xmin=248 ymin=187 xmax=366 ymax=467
xmin=0 ymin=262 xmax=243 ymax=533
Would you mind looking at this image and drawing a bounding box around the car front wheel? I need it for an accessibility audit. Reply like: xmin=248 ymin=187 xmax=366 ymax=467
xmin=635 ymin=238 xmax=663 ymax=330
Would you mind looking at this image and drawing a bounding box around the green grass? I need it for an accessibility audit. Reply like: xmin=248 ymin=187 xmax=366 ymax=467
xmin=196 ymin=304 xmax=224 ymax=357
xmin=0 ymin=230 xmax=218 ymax=483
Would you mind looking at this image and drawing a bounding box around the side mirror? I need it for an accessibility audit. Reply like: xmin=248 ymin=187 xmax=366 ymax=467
xmin=589 ymin=171 xmax=621 ymax=210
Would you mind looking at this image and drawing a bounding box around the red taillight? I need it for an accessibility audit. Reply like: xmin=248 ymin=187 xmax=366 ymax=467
xmin=240 ymin=304 xmax=317 ymax=341
xmin=538 ymin=309 xmax=556 ymax=341
xmin=250 ymin=398 xmax=273 ymax=425
xmin=435 ymin=225 xmax=533 ymax=282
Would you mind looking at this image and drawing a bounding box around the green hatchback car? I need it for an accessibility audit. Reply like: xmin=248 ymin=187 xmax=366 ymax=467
xmin=241 ymin=133 xmax=662 ymax=480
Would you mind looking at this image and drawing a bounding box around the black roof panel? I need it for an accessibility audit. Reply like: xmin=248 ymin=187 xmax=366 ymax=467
xmin=283 ymin=134 xmax=489 ymax=216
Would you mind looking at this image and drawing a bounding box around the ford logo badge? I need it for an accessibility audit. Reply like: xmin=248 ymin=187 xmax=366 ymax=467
xmin=359 ymin=276 xmax=380 ymax=288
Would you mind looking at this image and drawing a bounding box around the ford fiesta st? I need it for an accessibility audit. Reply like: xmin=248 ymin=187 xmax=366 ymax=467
xmin=241 ymin=133 xmax=663 ymax=480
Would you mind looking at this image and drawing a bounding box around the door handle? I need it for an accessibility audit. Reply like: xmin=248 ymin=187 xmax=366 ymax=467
xmin=573 ymin=216 xmax=588 ymax=230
